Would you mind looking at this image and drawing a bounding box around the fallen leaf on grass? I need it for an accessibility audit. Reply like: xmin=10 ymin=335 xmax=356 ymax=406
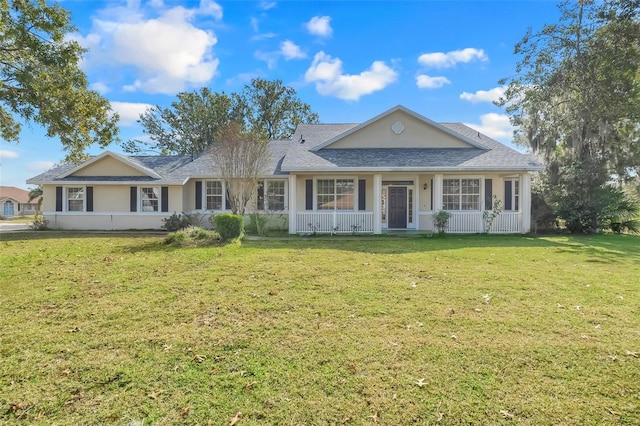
xmin=368 ymin=412 xmax=378 ymax=422
xmin=230 ymin=412 xmax=242 ymax=425
xmin=415 ymin=378 xmax=426 ymax=387
xmin=607 ymin=408 xmax=620 ymax=416
xmin=192 ymin=354 xmax=206 ymax=363
xmin=626 ymin=350 xmax=638 ymax=357
xmin=499 ymin=409 xmax=514 ymax=419
xmin=67 ymin=327 xmax=80 ymax=333
xmin=180 ymin=407 xmax=190 ymax=417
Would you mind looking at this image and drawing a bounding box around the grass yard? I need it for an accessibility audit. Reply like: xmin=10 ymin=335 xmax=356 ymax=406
xmin=1 ymin=232 xmax=639 ymax=425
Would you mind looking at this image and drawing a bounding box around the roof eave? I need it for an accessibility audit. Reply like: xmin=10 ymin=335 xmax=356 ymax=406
xmin=282 ymin=165 xmax=545 ymax=173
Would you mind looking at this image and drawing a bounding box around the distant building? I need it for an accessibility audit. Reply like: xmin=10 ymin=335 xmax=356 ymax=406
xmin=0 ymin=186 xmax=39 ymax=217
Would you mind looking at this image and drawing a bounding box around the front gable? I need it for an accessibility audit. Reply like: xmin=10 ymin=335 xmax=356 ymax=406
xmin=312 ymin=106 xmax=485 ymax=151
xmin=59 ymin=152 xmax=161 ymax=179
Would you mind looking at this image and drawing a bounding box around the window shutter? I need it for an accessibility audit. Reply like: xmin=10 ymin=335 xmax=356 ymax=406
xmin=484 ymin=179 xmax=493 ymax=210
xmin=257 ymin=182 xmax=264 ymax=211
xmin=17 ymin=203 xmax=20 ymax=212
xmin=305 ymin=179 xmax=313 ymax=210
xmin=504 ymin=181 xmax=512 ymax=210
xmin=130 ymin=187 xmax=137 ymax=212
xmin=195 ymin=181 xmax=202 ymax=210
xmin=358 ymin=179 xmax=366 ymax=211
xmin=161 ymin=187 xmax=169 ymax=212
xmin=55 ymin=186 xmax=63 ymax=212
xmin=86 ymin=186 xmax=94 ymax=212
xmin=225 ymin=189 xmax=230 ymax=211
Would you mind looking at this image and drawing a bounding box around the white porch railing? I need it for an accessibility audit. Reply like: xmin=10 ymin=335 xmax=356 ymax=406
xmin=297 ymin=211 xmax=374 ymax=234
xmin=446 ymin=211 xmax=521 ymax=234
xmin=490 ymin=212 xmax=521 ymax=233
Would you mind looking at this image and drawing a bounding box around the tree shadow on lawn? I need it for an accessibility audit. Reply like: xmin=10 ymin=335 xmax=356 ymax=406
xmin=3 ymin=231 xmax=639 ymax=264
xmin=243 ymin=233 xmax=640 ymax=264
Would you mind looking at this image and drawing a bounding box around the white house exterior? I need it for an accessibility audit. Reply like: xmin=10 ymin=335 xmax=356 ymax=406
xmin=27 ymin=106 xmax=543 ymax=233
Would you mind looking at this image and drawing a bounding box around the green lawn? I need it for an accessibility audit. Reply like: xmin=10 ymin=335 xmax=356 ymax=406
xmin=1 ymin=233 xmax=639 ymax=425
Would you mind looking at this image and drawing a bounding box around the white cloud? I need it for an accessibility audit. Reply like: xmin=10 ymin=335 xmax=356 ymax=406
xmin=259 ymin=1 xmax=277 ymax=10
xmin=464 ymin=113 xmax=514 ymax=141
xmin=416 ymin=74 xmax=450 ymax=89
xmin=110 ymin=101 xmax=154 ymax=126
xmin=90 ymin=82 xmax=110 ymax=94
xmin=254 ymin=50 xmax=278 ymax=69
xmin=460 ymin=86 xmax=506 ymax=103
xmin=418 ymin=48 xmax=488 ymax=69
xmin=0 ymin=150 xmax=19 ymax=159
xmin=306 ymin=16 xmax=332 ymax=37
xmin=305 ymin=51 xmax=397 ymax=101
xmin=80 ymin=2 xmax=222 ymax=94
xmin=280 ymin=40 xmax=305 ymax=60
xmin=27 ymin=161 xmax=56 ymax=171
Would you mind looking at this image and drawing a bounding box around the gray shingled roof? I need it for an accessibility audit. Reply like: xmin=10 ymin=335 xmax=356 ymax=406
xmin=27 ymin=111 xmax=543 ymax=185
xmin=27 ymin=140 xmax=292 ymax=185
xmin=282 ymin=122 xmax=543 ymax=171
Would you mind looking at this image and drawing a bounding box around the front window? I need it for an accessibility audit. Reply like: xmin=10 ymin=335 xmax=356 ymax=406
xmin=67 ymin=187 xmax=84 ymax=211
xmin=317 ymin=179 xmax=354 ymax=210
xmin=443 ymin=178 xmax=480 ymax=211
xmin=141 ymin=187 xmax=159 ymax=212
xmin=505 ymin=179 xmax=520 ymax=211
xmin=206 ymin=181 xmax=223 ymax=210
xmin=266 ymin=181 xmax=285 ymax=211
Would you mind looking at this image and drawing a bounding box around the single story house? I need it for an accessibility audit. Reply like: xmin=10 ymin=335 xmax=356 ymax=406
xmin=27 ymin=105 xmax=543 ymax=233
xmin=0 ymin=186 xmax=39 ymax=217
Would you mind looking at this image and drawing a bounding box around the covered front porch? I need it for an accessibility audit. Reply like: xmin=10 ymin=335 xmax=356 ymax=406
xmin=288 ymin=172 xmax=532 ymax=235
xmin=293 ymin=210 xmax=523 ymax=234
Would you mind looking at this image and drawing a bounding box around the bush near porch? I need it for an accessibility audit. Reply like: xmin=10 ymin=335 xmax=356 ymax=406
xmin=1 ymin=233 xmax=638 ymax=424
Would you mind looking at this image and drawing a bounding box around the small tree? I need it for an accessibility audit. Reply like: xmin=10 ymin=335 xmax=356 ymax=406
xmin=433 ymin=210 xmax=451 ymax=234
xmin=212 ymin=122 xmax=270 ymax=214
xmin=28 ymin=185 xmax=43 ymax=212
xmin=482 ymin=196 xmax=503 ymax=233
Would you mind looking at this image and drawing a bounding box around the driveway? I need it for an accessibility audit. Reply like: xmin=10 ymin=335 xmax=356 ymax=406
xmin=0 ymin=222 xmax=31 ymax=233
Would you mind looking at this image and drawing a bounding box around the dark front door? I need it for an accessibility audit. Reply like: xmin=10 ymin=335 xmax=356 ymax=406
xmin=388 ymin=187 xmax=407 ymax=228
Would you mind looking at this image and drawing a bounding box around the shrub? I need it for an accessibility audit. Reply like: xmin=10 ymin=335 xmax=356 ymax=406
xmin=164 ymin=226 xmax=221 ymax=247
xmin=30 ymin=211 xmax=49 ymax=231
xmin=213 ymin=213 xmax=244 ymax=241
xmin=432 ymin=209 xmax=451 ymax=234
xmin=162 ymin=212 xmax=196 ymax=232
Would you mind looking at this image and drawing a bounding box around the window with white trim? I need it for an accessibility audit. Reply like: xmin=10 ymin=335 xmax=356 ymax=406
xmin=505 ymin=179 xmax=520 ymax=211
xmin=443 ymin=178 xmax=480 ymax=211
xmin=258 ymin=180 xmax=286 ymax=211
xmin=141 ymin=187 xmax=160 ymax=212
xmin=67 ymin=187 xmax=84 ymax=211
xmin=205 ymin=181 xmax=224 ymax=210
xmin=317 ymin=179 xmax=354 ymax=210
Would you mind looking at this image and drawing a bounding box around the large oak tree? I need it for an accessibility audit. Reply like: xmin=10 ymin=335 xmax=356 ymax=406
xmin=123 ymin=78 xmax=319 ymax=155
xmin=499 ymin=0 xmax=640 ymax=232
xmin=1 ymin=0 xmax=119 ymax=163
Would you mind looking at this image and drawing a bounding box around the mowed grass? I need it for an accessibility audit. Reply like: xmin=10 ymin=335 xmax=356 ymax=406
xmin=1 ymin=233 xmax=639 ymax=425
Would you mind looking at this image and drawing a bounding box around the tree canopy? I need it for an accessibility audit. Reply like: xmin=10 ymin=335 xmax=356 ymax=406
xmin=1 ymin=0 xmax=119 ymax=163
xmin=123 ymin=78 xmax=319 ymax=155
xmin=499 ymin=0 xmax=640 ymax=232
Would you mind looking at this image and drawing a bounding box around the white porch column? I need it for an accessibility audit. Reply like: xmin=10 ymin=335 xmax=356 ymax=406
xmin=433 ymin=174 xmax=443 ymax=211
xmin=373 ymin=174 xmax=382 ymax=234
xmin=521 ymin=173 xmax=532 ymax=233
xmin=288 ymin=175 xmax=297 ymax=234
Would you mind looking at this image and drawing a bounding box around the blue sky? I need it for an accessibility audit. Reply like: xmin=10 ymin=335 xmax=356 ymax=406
xmin=1 ymin=0 xmax=562 ymax=189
